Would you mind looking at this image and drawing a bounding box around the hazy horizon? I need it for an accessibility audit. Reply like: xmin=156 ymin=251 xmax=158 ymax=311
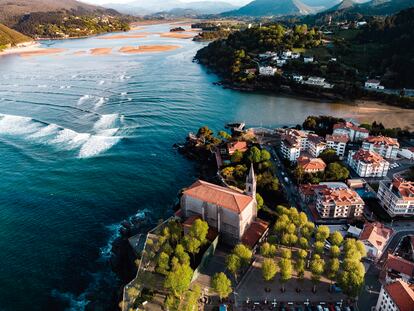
xmin=83 ymin=0 xmax=252 ymax=5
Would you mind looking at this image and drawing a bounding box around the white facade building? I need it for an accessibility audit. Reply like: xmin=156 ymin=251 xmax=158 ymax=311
xmin=347 ymin=149 xmax=390 ymax=177
xmin=280 ymin=129 xmax=309 ymax=162
xmin=326 ymin=134 xmax=349 ymax=157
xmin=304 ymin=56 xmax=314 ymax=63
xmin=362 ymin=136 xmax=400 ymax=159
xmin=333 ymin=121 xmax=369 ymax=142
xmin=398 ymin=147 xmax=414 ymax=160
xmin=259 ymin=66 xmax=277 ymax=76
xmin=365 ymin=79 xmax=385 ymax=90
xmin=308 ymin=134 xmax=327 ymax=157
xmin=377 ymin=178 xmax=414 ymax=217
xmin=302 ymin=76 xmax=333 ymax=88
xmin=375 ymin=280 xmax=414 ymax=311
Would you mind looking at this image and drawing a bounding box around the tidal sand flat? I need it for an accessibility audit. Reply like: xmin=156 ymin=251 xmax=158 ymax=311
xmin=119 ymin=45 xmax=181 ymax=54
xmin=160 ymin=32 xmax=195 ymax=39
xmin=97 ymin=34 xmax=147 ymax=40
xmin=90 ymin=48 xmax=112 ymax=55
xmin=18 ymin=48 xmax=67 ymax=58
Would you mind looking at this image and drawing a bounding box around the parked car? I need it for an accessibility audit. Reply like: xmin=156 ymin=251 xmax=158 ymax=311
xmin=219 ymin=304 xmax=228 ymax=311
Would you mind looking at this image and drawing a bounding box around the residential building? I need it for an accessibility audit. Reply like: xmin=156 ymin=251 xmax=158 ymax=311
xmin=375 ymin=280 xmax=414 ymax=311
xmin=399 ymin=147 xmax=414 ymax=160
xmin=276 ymin=59 xmax=286 ymax=67
xmin=304 ymin=56 xmax=314 ymax=63
xmin=377 ymin=178 xmax=414 ymax=217
xmin=181 ymin=165 xmax=258 ymax=245
xmin=326 ymin=134 xmax=349 ymax=157
xmin=282 ymin=50 xmax=292 ymax=58
xmin=291 ymin=52 xmax=300 ymax=59
xmin=315 ymin=186 xmax=365 ymax=219
xmin=280 ymin=129 xmax=309 ymax=162
xmin=333 ymin=121 xmax=369 ymax=142
xmin=380 ymin=253 xmax=414 ymax=284
xmin=360 ymin=222 xmax=393 ymax=260
xmin=292 ymin=75 xmax=303 ymax=82
xmin=365 ymin=79 xmax=385 ymax=90
xmin=259 ymin=66 xmax=277 ymax=76
xmin=297 ymin=156 xmax=326 ymax=173
xmin=227 ymin=141 xmax=248 ymax=155
xmin=302 ymin=76 xmax=333 ymax=89
xmin=299 ymin=184 xmax=328 ymax=203
xmin=308 ymin=134 xmax=327 ymax=157
xmin=362 ymin=136 xmax=400 ymax=159
xmin=347 ymin=149 xmax=390 ymax=177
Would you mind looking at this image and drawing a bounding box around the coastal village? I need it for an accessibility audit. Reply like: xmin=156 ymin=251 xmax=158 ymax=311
xmin=121 ymin=116 xmax=414 ymax=311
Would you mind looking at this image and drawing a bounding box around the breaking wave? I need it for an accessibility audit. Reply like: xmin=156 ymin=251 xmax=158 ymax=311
xmin=0 ymin=113 xmax=123 ymax=158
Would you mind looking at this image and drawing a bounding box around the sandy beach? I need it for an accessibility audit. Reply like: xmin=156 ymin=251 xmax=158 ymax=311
xmin=160 ymin=32 xmax=195 ymax=39
xmin=90 ymin=48 xmax=112 ymax=55
xmin=0 ymin=42 xmax=40 ymax=57
xmin=332 ymin=100 xmax=414 ymax=130
xmin=97 ymin=34 xmax=147 ymax=40
xmin=119 ymin=45 xmax=181 ymax=54
xmin=18 ymin=48 xmax=67 ymax=58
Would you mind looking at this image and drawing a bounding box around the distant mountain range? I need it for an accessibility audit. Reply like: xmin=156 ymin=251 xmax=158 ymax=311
xmin=222 ymin=0 xmax=317 ymax=16
xmin=102 ymin=0 xmax=238 ymax=16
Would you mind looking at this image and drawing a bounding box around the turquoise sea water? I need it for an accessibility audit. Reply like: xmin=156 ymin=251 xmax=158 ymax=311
xmin=0 ymin=24 xmax=365 ymax=310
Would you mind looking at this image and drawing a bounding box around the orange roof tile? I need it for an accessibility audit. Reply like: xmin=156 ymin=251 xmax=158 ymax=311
xmin=299 ymin=184 xmax=328 ymax=196
xmin=352 ymin=149 xmax=386 ymax=165
xmin=365 ymin=135 xmax=399 ymax=147
xmin=384 ymin=254 xmax=414 ymax=277
xmin=183 ymin=180 xmax=253 ymax=214
xmin=241 ymin=219 xmax=270 ymax=249
xmin=392 ymin=177 xmax=414 ymax=201
xmin=297 ymin=156 xmax=326 ymax=172
xmin=326 ymin=134 xmax=349 ymax=143
xmin=334 ymin=122 xmax=369 ymax=133
xmin=385 ymin=280 xmax=414 ymax=311
xmin=227 ymin=141 xmax=248 ymax=154
xmin=360 ymin=222 xmax=393 ymax=252
xmin=317 ymin=187 xmax=364 ymax=206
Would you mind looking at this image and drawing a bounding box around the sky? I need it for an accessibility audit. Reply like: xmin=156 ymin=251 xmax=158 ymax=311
xmin=83 ymin=0 xmax=251 ymax=5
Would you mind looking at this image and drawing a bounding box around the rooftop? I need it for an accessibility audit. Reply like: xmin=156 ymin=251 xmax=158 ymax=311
xmin=352 ymin=149 xmax=386 ymax=165
xmin=227 ymin=141 xmax=248 ymax=154
xmin=326 ymin=134 xmax=349 ymax=144
xmin=333 ymin=121 xmax=369 ymax=133
xmin=360 ymin=222 xmax=393 ymax=252
xmin=365 ymin=135 xmax=399 ymax=147
xmin=297 ymin=156 xmax=326 ymax=172
xmin=385 ymin=280 xmax=414 ymax=311
xmin=316 ymin=187 xmax=364 ymax=206
xmin=183 ymin=180 xmax=253 ymax=214
xmin=241 ymin=219 xmax=270 ymax=249
xmin=392 ymin=177 xmax=414 ymax=201
xmin=384 ymin=253 xmax=414 ymax=277
xmin=299 ymin=183 xmax=328 ymax=196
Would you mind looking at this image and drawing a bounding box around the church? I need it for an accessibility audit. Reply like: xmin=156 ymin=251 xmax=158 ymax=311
xmin=181 ymin=165 xmax=268 ymax=246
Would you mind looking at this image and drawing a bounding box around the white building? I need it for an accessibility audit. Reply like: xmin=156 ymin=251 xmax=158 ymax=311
xmin=360 ymin=222 xmax=393 ymax=260
xmin=347 ymin=149 xmax=390 ymax=177
xmin=326 ymin=134 xmax=349 ymax=157
xmin=377 ymin=177 xmax=414 ymax=217
xmin=276 ymin=59 xmax=287 ymax=67
xmin=280 ymin=129 xmax=309 ymax=162
xmin=292 ymin=75 xmax=303 ymax=82
xmin=362 ymin=136 xmax=400 ymax=159
xmin=304 ymin=56 xmax=314 ymax=63
xmin=315 ymin=185 xmax=364 ymax=219
xmin=282 ymin=50 xmax=292 ymax=58
xmin=291 ymin=52 xmax=300 ymax=59
xmin=308 ymin=134 xmax=327 ymax=157
xmin=333 ymin=121 xmax=370 ymax=142
xmin=302 ymin=76 xmax=333 ymax=89
xmin=181 ymin=166 xmax=257 ymax=245
xmin=375 ymin=280 xmax=414 ymax=311
xmin=399 ymin=147 xmax=414 ymax=160
xmin=259 ymin=66 xmax=277 ymax=76
xmin=365 ymin=79 xmax=385 ymax=90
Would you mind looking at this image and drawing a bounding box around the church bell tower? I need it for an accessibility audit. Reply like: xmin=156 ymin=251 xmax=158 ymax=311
xmin=245 ymin=163 xmax=256 ymax=197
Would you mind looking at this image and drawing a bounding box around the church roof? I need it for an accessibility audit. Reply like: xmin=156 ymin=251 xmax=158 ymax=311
xmin=183 ymin=180 xmax=253 ymax=214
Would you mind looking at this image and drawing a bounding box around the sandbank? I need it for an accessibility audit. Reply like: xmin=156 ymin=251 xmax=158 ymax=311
xmin=160 ymin=32 xmax=195 ymax=39
xmin=18 ymin=48 xmax=67 ymax=58
xmin=0 ymin=42 xmax=40 ymax=57
xmin=90 ymin=48 xmax=112 ymax=55
xmin=119 ymin=45 xmax=181 ymax=54
xmin=98 ymin=34 xmax=147 ymax=40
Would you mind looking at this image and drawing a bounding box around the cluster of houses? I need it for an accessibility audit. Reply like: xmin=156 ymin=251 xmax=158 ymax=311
xmin=276 ymin=120 xmax=414 ymax=220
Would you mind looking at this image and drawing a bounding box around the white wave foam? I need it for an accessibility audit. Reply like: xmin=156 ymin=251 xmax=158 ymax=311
xmin=120 ymin=92 xmax=127 ymax=96
xmin=94 ymin=97 xmax=106 ymax=109
xmin=51 ymin=289 xmax=89 ymax=311
xmin=0 ymin=113 xmax=121 ymax=158
xmin=93 ymin=114 xmax=118 ymax=131
xmin=37 ymin=84 xmax=47 ymax=88
xmin=98 ymin=80 xmax=105 ymax=85
xmin=77 ymin=95 xmax=90 ymax=106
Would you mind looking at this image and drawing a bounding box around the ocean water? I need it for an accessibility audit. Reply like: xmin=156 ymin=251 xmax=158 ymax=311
xmin=0 ymin=24 xmax=365 ymax=310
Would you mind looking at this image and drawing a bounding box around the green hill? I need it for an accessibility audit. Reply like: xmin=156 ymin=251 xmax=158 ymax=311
xmin=0 ymin=23 xmax=32 ymax=51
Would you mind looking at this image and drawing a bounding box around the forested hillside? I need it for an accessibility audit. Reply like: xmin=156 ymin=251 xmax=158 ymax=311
xmin=0 ymin=23 xmax=32 ymax=51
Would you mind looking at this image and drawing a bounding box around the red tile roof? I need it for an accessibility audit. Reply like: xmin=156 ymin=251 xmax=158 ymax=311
xmin=227 ymin=141 xmax=248 ymax=155
xmin=384 ymin=253 xmax=414 ymax=277
xmin=326 ymin=134 xmax=349 ymax=144
xmin=392 ymin=177 xmax=414 ymax=201
xmin=365 ymin=135 xmax=399 ymax=147
xmin=360 ymin=222 xmax=393 ymax=253
xmin=241 ymin=219 xmax=270 ymax=249
xmin=183 ymin=180 xmax=253 ymax=214
xmin=297 ymin=156 xmax=326 ymax=172
xmin=299 ymin=184 xmax=328 ymax=196
xmin=385 ymin=280 xmax=414 ymax=311
xmin=352 ymin=149 xmax=386 ymax=165
xmin=334 ymin=121 xmax=369 ymax=133
xmin=317 ymin=187 xmax=364 ymax=206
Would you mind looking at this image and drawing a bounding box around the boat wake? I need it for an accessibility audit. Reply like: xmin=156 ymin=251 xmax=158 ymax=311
xmin=0 ymin=113 xmax=124 ymax=158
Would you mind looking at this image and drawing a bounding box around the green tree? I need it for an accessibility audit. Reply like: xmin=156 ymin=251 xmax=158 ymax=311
xmin=295 ymin=258 xmax=306 ymax=292
xmin=184 ymin=236 xmax=201 ymax=263
xmin=175 ymin=244 xmax=190 ymax=265
xmin=319 ymin=149 xmax=339 ymax=164
xmin=156 ymin=252 xmax=170 ymax=275
xmin=182 ymin=285 xmax=201 ymax=311
xmin=297 ymin=249 xmax=308 ymax=260
xmin=211 ymin=272 xmax=232 ymax=300
xmin=330 ymin=231 xmax=344 ymax=246
xmin=218 ymin=130 xmax=231 ymax=140
xmin=298 ymin=237 xmax=309 ymax=249
xmin=330 ymin=245 xmax=341 ymax=258
xmin=315 ymin=225 xmax=330 ymax=242
xmin=260 ymin=149 xmax=271 ymax=161
xmin=310 ymin=254 xmax=325 ymax=292
xmin=325 ymin=162 xmax=350 ymax=181
xmin=281 ymin=248 xmax=292 ymax=259
xmin=327 ymin=258 xmax=340 ymax=290
xmin=262 ymin=258 xmax=277 ymax=281
xmin=279 ymin=258 xmax=292 ymax=292
xmin=314 ymin=241 xmax=325 ymax=254
xmin=260 ymin=242 xmax=277 ymax=258
xmin=248 ymin=146 xmax=262 ymax=163
xmin=256 ymin=193 xmax=264 ymax=210
xmin=164 ymin=263 xmax=193 ymax=298
xmin=231 ymin=150 xmax=243 ymax=163
xmin=189 ymin=219 xmax=209 ymax=244
xmin=338 ymin=259 xmax=365 ymax=298
xmin=233 ymin=244 xmax=253 ymax=267
xmin=300 ymin=221 xmax=315 ymax=239
xmin=226 ymin=254 xmax=241 ymax=281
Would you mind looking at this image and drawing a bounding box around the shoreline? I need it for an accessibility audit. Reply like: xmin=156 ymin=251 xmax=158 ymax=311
xmin=0 ymin=41 xmax=40 ymax=56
